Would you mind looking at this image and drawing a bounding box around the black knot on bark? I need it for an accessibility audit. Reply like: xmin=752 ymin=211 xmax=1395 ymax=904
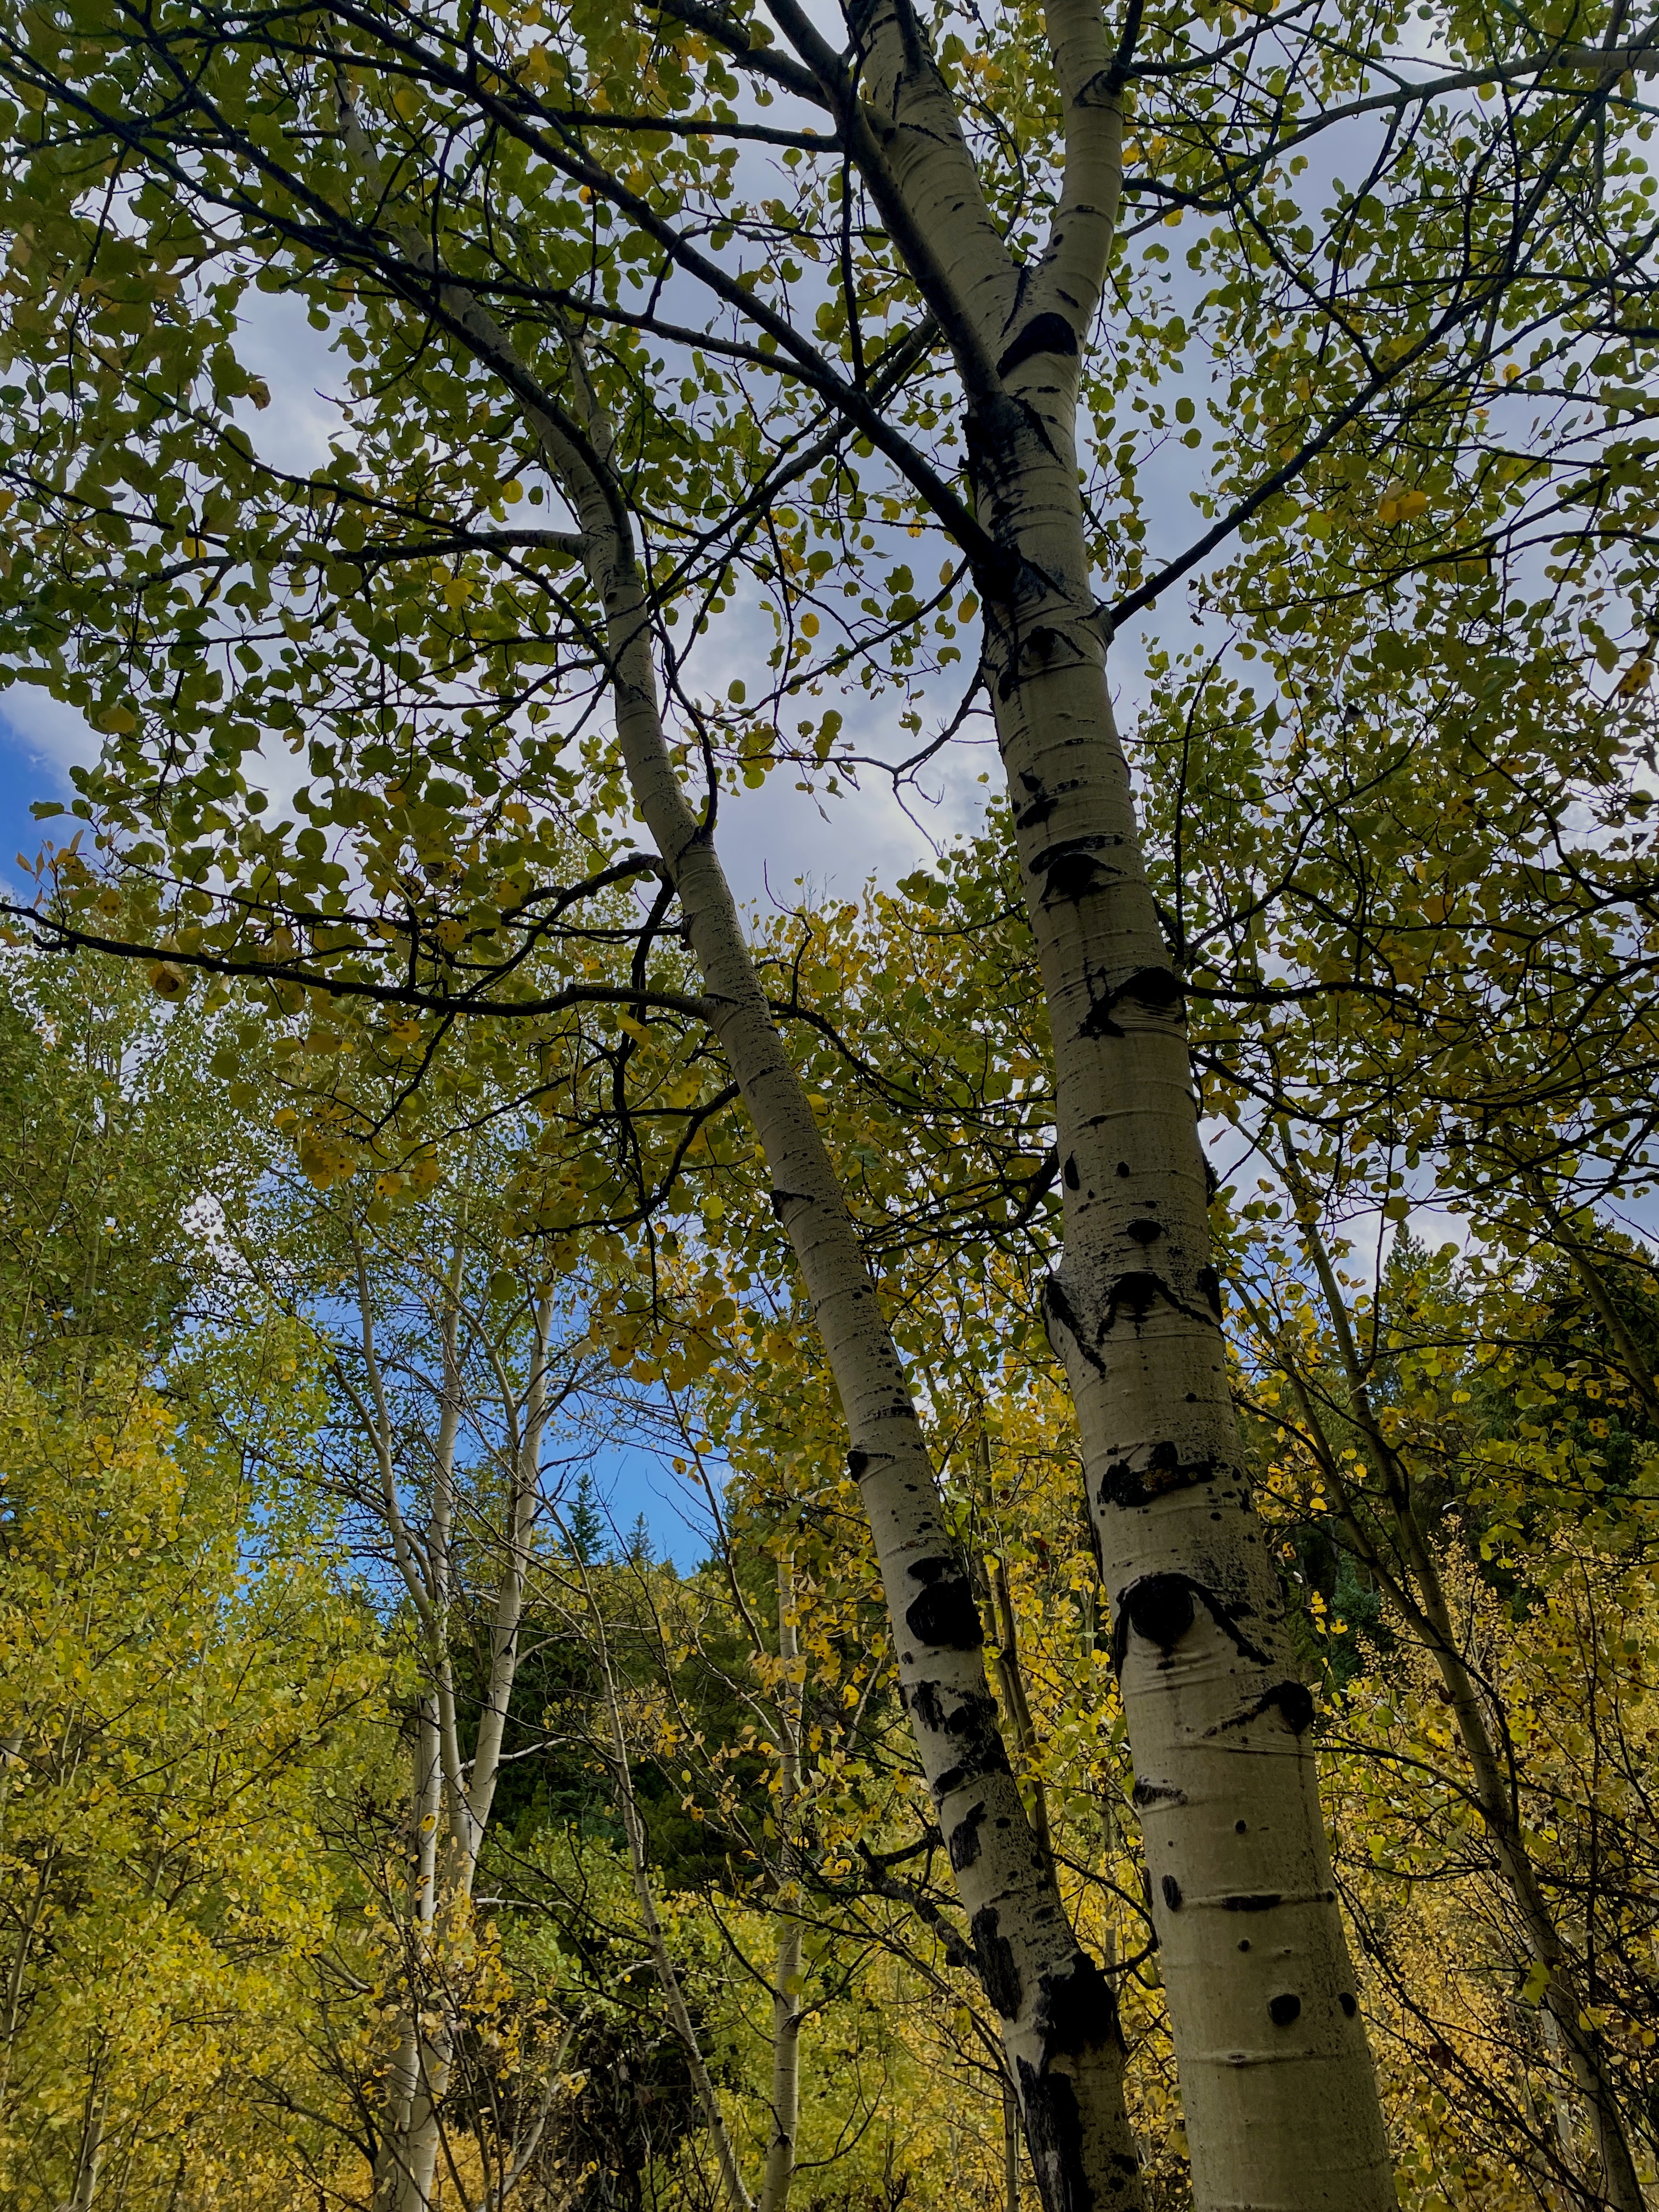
xmin=1110 ymin=1568 xmax=1271 ymax=1672
xmin=947 ymin=1801 xmax=987 ymax=1871
xmin=996 ymin=309 xmax=1081 ymax=377
xmin=1102 ymin=1441 xmax=1226 ymax=1509
xmin=1114 ymin=1573 xmax=1195 ymax=1667
xmin=1034 ymin=1948 xmax=1122 ymax=2057
xmin=1079 ymin=964 xmax=1187 ymax=1039
xmin=1014 ymin=768 xmax=1054 ymax=830
xmin=904 ymin=1554 xmax=984 ymax=1651
xmin=971 ymin=1905 xmax=1023 ymax=2020
xmin=1031 ymin=833 xmax=1119 ymax=907
xmin=1269 ymin=1680 xmax=1316 ymax=1735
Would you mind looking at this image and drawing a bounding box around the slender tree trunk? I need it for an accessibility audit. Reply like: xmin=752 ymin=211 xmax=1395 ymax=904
xmin=1265 ymin=1188 xmax=1646 ymax=2212
xmin=335 ymin=68 xmax=1142 ymax=2209
xmin=64 ymin=2068 xmax=107 ymax=2212
xmin=1005 ymin=2076 xmax=1023 ymax=2212
xmin=980 ymin=1437 xmax=1052 ymax=1861
xmin=374 ymin=1706 xmax=442 ymax=2212
xmin=429 ymin=311 xmax=1140 ymax=2208
xmin=759 ymin=1553 xmax=805 ymax=2212
xmin=396 ymin=1284 xmax=557 ymax=2212
xmin=363 ymin=1227 xmax=467 ymax=2212
xmin=1540 ymin=2006 xmax=1589 ymax=2191
xmin=745 ymin=1 xmax=1397 ymax=2196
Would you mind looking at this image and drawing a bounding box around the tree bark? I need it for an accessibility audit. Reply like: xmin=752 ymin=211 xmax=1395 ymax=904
xmin=753 ymin=4 xmax=1398 ymax=2197
xmin=483 ymin=325 xmax=1144 ymax=2211
xmin=759 ymin=1553 xmax=806 ymax=2212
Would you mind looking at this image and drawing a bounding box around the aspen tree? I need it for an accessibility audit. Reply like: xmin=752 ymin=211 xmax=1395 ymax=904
xmin=332 ymin=1193 xmax=578 ymax=2212
xmin=1250 ymin=1149 xmax=1646 ymax=2212
xmin=5 ymin=1 xmax=1657 ymax=2204
xmin=437 ymin=290 xmax=1145 ymax=2212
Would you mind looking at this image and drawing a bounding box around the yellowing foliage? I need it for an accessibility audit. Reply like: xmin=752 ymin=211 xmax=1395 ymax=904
xmin=0 ymin=1366 xmax=387 ymax=2211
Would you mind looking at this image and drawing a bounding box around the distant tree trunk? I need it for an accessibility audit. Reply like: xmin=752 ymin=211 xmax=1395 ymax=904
xmin=439 ymin=295 xmax=1146 ymax=2212
xmin=759 ymin=1553 xmax=805 ymax=2212
xmin=64 ymin=2067 xmax=107 ymax=2212
xmin=980 ymin=1436 xmax=1052 ymax=1863
xmin=394 ymin=1283 xmax=556 ymax=2212
xmin=338 ymin=1191 xmax=562 ymax=2212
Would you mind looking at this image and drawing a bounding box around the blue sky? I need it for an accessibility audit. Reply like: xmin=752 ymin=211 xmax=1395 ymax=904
xmin=1 ymin=699 xmax=80 ymax=898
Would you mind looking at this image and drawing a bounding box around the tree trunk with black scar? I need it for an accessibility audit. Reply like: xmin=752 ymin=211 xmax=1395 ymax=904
xmin=803 ymin=0 xmax=1400 ymax=2195
xmin=425 ymin=304 xmax=1147 ymax=2212
xmin=979 ymin=375 xmax=1395 ymax=2212
xmin=583 ymin=512 xmax=1145 ymax=2212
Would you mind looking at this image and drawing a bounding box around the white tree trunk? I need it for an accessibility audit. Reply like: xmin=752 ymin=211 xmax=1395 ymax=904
xmin=63 ymin=2072 xmax=106 ymax=2212
xmin=759 ymin=3 xmax=1400 ymax=2194
xmin=759 ymin=1554 xmax=805 ymax=2212
xmin=330 ymin=77 xmax=1144 ymax=2207
xmin=987 ymin=444 xmax=1393 ymax=2212
xmin=394 ymin=1285 xmax=557 ymax=2212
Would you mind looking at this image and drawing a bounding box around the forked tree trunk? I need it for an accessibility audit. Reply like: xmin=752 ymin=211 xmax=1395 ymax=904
xmin=64 ymin=2070 xmax=106 ymax=2212
xmin=334 ymin=11 xmax=1379 ymax=2193
xmin=803 ymin=0 xmax=1400 ymax=2198
xmin=341 ymin=1195 xmax=559 ymax=2212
